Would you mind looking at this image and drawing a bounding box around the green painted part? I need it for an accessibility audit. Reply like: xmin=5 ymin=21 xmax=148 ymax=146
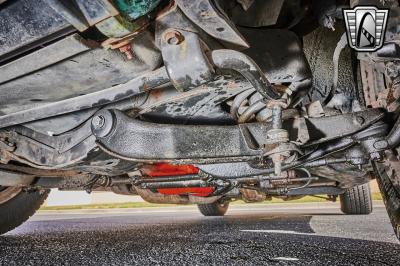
xmin=96 ymin=15 xmax=139 ymax=38
xmin=113 ymin=0 xmax=161 ymax=20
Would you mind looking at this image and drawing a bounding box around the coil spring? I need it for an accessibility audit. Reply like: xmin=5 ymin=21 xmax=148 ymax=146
xmin=231 ymin=88 xmax=272 ymax=123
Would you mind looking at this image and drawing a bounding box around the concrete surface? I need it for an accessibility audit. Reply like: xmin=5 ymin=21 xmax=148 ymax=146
xmin=0 ymin=202 xmax=399 ymax=265
xmin=45 ymin=190 xmax=145 ymax=206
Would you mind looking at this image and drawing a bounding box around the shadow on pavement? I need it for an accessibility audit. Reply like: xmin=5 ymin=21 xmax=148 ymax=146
xmin=0 ymin=210 xmax=399 ymax=265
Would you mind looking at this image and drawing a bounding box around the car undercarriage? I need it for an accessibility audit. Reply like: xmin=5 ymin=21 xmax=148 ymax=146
xmin=1 ymin=0 xmax=400 ymax=238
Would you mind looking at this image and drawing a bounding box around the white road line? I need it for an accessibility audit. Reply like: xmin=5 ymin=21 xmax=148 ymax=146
xmin=271 ymin=257 xmax=300 ymax=261
xmin=241 ymin=229 xmax=315 ymax=236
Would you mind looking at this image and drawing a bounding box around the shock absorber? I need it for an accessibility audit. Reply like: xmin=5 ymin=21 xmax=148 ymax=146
xmin=265 ymin=99 xmax=290 ymax=176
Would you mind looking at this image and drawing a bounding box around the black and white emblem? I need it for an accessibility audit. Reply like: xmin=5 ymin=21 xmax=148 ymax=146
xmin=343 ymin=6 xmax=389 ymax=52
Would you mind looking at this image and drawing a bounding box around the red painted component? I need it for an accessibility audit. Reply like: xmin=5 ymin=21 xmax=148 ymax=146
xmin=141 ymin=163 xmax=199 ymax=177
xmin=141 ymin=163 xmax=214 ymax=197
xmin=157 ymin=187 xmax=215 ymax=197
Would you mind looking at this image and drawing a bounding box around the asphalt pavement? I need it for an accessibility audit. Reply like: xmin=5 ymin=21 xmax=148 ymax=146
xmin=0 ymin=201 xmax=399 ymax=265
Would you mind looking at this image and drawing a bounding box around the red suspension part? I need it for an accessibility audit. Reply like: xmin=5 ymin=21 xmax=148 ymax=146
xmin=157 ymin=187 xmax=215 ymax=197
xmin=140 ymin=163 xmax=214 ymax=197
xmin=141 ymin=163 xmax=199 ymax=177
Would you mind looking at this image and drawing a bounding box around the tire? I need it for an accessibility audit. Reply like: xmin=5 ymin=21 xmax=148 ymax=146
xmin=0 ymin=188 xmax=49 ymax=235
xmin=340 ymin=183 xmax=372 ymax=215
xmin=373 ymin=156 xmax=400 ymax=240
xmin=197 ymin=201 xmax=229 ymax=216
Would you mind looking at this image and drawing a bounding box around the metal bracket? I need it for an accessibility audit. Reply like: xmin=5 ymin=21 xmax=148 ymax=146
xmin=0 ymin=67 xmax=170 ymax=129
xmin=176 ymin=0 xmax=249 ymax=48
xmin=161 ymin=30 xmax=215 ymax=92
xmin=0 ymin=138 xmax=15 ymax=152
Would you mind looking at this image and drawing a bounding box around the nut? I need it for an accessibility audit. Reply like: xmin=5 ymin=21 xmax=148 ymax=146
xmin=92 ymin=115 xmax=106 ymax=129
xmin=118 ymin=43 xmax=134 ymax=60
xmin=266 ymin=99 xmax=288 ymax=109
xmin=355 ymin=116 xmax=365 ymax=125
xmin=370 ymin=152 xmax=382 ymax=161
xmin=163 ymin=30 xmax=184 ymax=45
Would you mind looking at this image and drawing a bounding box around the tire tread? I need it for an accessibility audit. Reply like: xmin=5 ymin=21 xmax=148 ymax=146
xmin=340 ymin=183 xmax=372 ymax=215
xmin=0 ymin=190 xmax=49 ymax=235
xmin=197 ymin=202 xmax=229 ymax=216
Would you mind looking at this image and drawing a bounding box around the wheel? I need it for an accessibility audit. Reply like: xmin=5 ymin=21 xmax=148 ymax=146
xmin=197 ymin=201 xmax=229 ymax=216
xmin=0 ymin=186 xmax=49 ymax=235
xmin=340 ymin=183 xmax=372 ymax=215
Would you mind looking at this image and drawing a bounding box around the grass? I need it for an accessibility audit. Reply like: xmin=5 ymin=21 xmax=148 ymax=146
xmin=39 ymin=192 xmax=383 ymax=211
xmin=40 ymin=202 xmax=174 ymax=211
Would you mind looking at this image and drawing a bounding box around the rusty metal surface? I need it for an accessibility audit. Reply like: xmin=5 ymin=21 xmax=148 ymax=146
xmin=0 ymin=127 xmax=138 ymax=173
xmin=161 ymin=30 xmax=214 ymax=92
xmin=5 ymin=134 xmax=97 ymax=169
xmin=0 ymin=79 xmax=246 ymax=170
xmin=140 ymin=78 xmax=250 ymax=124
xmin=47 ymin=0 xmax=90 ymax=32
xmin=238 ymin=28 xmax=312 ymax=84
xmin=197 ymin=162 xmax=274 ymax=178
xmin=0 ymin=67 xmax=169 ymax=129
xmin=0 ymin=0 xmax=74 ymax=63
xmin=223 ymin=0 xmax=284 ymax=27
xmin=135 ymin=187 xmax=221 ymax=204
xmin=240 ymin=188 xmax=267 ymax=202
xmin=303 ymin=109 xmax=385 ymax=145
xmin=0 ymin=30 xmax=162 ymax=115
xmin=0 ymin=34 xmax=96 ymax=85
xmin=0 ymin=169 xmax=35 ymax=187
xmin=211 ymin=49 xmax=278 ymax=100
xmin=22 ymin=109 xmax=98 ymax=137
xmin=360 ymin=61 xmax=393 ymax=109
xmin=13 ymin=119 xmax=93 ymax=154
xmin=0 ymin=164 xmax=84 ymax=178
xmin=176 ymin=0 xmax=249 ymax=48
xmin=75 ymin=0 xmax=118 ymax=26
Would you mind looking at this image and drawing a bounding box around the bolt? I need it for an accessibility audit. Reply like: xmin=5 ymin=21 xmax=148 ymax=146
xmin=198 ymin=171 xmax=210 ymax=180
xmin=163 ymin=30 xmax=184 ymax=45
xmin=271 ymin=153 xmax=283 ymax=176
xmin=385 ymin=62 xmax=400 ymax=78
xmin=92 ymin=115 xmax=106 ymax=130
xmin=215 ymin=180 xmax=224 ymax=186
xmin=370 ymin=152 xmax=382 ymax=161
xmin=119 ymin=44 xmax=134 ymax=60
xmin=355 ymin=116 xmax=365 ymax=125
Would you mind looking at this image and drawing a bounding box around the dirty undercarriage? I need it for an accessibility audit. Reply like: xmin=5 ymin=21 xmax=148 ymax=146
xmin=1 ymin=0 xmax=400 ymax=237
